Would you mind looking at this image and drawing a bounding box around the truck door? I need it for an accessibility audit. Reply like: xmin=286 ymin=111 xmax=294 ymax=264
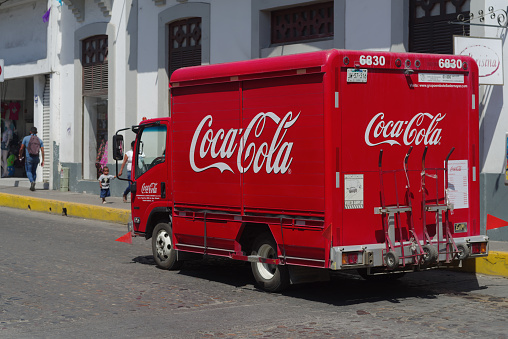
xmin=132 ymin=122 xmax=171 ymax=233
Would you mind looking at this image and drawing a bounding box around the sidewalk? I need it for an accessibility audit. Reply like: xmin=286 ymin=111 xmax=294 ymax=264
xmin=0 ymin=177 xmax=506 ymax=278
xmin=0 ymin=177 xmax=130 ymax=225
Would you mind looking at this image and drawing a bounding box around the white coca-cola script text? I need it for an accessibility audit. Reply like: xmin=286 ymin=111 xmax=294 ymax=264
xmin=365 ymin=112 xmax=446 ymax=146
xmin=141 ymin=183 xmax=158 ymax=194
xmin=189 ymin=112 xmax=300 ymax=174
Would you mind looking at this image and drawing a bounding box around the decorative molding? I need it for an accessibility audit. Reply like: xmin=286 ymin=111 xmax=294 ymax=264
xmin=94 ymin=0 xmax=112 ymax=18
xmin=62 ymin=0 xmax=84 ymax=22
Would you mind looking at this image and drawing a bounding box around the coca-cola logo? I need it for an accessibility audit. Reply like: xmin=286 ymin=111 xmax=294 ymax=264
xmin=141 ymin=183 xmax=158 ymax=194
xmin=365 ymin=112 xmax=445 ymax=147
xmin=189 ymin=111 xmax=300 ymax=174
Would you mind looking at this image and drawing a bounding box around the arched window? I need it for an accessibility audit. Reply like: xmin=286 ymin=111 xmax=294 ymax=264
xmin=82 ymin=34 xmax=109 ymax=179
xmin=168 ymin=18 xmax=202 ymax=78
xmin=82 ymin=35 xmax=108 ymax=96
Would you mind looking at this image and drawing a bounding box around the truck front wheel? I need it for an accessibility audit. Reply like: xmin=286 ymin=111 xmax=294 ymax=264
xmin=152 ymin=222 xmax=183 ymax=270
xmin=251 ymin=234 xmax=290 ymax=292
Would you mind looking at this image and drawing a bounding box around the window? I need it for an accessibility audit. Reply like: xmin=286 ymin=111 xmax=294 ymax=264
xmin=82 ymin=35 xmax=108 ymax=96
xmin=135 ymin=125 xmax=167 ymax=179
xmin=271 ymin=2 xmax=334 ymax=44
xmin=82 ymin=35 xmax=109 ymax=180
xmin=168 ymin=18 xmax=202 ymax=78
xmin=409 ymin=0 xmax=470 ymax=54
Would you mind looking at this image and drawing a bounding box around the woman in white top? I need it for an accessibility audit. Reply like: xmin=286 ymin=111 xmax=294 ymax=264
xmin=119 ymin=141 xmax=134 ymax=202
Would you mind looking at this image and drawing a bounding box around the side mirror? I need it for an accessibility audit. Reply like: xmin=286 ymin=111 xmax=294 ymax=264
xmin=112 ymin=135 xmax=124 ymax=160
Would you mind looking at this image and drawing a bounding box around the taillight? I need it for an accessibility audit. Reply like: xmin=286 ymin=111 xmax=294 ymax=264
xmin=471 ymin=242 xmax=487 ymax=254
xmin=342 ymin=252 xmax=359 ymax=265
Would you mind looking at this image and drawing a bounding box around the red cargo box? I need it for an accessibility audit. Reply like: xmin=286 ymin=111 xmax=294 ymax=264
xmin=124 ymin=50 xmax=488 ymax=292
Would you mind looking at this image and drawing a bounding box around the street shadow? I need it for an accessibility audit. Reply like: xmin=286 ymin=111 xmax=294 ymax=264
xmin=131 ymin=254 xmax=487 ymax=306
xmin=132 ymin=255 xmax=156 ymax=266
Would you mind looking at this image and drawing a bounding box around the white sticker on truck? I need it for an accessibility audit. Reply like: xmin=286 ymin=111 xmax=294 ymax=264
xmin=447 ymin=160 xmax=469 ymax=210
xmin=418 ymin=73 xmax=464 ymax=84
xmin=344 ymin=174 xmax=364 ymax=209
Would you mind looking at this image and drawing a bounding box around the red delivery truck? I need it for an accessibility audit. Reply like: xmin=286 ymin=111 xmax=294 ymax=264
xmin=113 ymin=50 xmax=488 ymax=292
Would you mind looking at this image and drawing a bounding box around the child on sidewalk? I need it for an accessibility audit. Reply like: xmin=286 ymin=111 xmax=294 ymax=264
xmin=98 ymin=166 xmax=117 ymax=204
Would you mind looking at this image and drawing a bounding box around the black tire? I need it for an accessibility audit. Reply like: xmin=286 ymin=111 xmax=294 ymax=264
xmin=357 ymin=268 xmax=405 ymax=282
xmin=421 ymin=244 xmax=438 ymax=264
xmin=384 ymin=251 xmax=399 ymax=270
xmin=456 ymin=243 xmax=470 ymax=260
xmin=152 ymin=222 xmax=183 ymax=270
xmin=251 ymin=234 xmax=290 ymax=292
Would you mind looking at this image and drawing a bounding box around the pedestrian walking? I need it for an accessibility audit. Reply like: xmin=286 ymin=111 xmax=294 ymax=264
xmin=118 ymin=141 xmax=134 ymax=203
xmin=98 ymin=166 xmax=116 ymax=204
xmin=18 ymin=127 xmax=44 ymax=191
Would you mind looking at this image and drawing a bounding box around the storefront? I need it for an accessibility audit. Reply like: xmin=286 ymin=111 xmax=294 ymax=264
xmin=0 ymin=77 xmax=35 ymax=178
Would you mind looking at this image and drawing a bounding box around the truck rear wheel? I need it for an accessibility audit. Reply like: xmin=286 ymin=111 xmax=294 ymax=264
xmin=152 ymin=222 xmax=183 ymax=270
xmin=251 ymin=234 xmax=289 ymax=292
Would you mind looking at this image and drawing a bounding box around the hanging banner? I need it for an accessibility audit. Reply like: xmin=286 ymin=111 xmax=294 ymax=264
xmin=454 ymin=36 xmax=504 ymax=85
xmin=0 ymin=59 xmax=4 ymax=82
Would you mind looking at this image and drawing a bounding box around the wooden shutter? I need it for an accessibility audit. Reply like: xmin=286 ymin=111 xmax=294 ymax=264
xmin=168 ymin=18 xmax=202 ymax=78
xmin=82 ymin=35 xmax=108 ymax=96
xmin=409 ymin=0 xmax=470 ymax=54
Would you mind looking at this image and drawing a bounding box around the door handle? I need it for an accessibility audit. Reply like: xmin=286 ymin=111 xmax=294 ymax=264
xmin=161 ymin=182 xmax=166 ymax=199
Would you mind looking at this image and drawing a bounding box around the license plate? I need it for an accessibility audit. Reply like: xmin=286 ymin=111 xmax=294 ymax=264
xmin=347 ymin=69 xmax=368 ymax=83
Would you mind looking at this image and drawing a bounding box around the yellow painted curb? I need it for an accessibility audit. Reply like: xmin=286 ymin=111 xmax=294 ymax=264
xmin=0 ymin=192 xmax=130 ymax=224
xmin=459 ymin=251 xmax=508 ymax=278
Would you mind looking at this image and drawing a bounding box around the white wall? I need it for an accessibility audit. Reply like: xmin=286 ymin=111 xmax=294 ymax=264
xmin=471 ymin=0 xmax=508 ymax=174
xmin=0 ymin=0 xmax=48 ymax=65
xmin=345 ymin=0 xmax=392 ymax=51
xmin=112 ymin=0 xmax=128 ymax=131
xmin=136 ymin=0 xmax=160 ymax=121
xmin=210 ymin=0 xmax=251 ymax=64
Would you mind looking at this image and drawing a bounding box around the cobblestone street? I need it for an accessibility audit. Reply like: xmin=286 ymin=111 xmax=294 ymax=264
xmin=1 ymin=206 xmax=507 ymax=338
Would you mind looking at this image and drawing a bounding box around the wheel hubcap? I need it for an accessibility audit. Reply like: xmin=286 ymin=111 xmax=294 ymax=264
xmin=256 ymin=244 xmax=277 ymax=280
xmin=156 ymin=230 xmax=171 ymax=260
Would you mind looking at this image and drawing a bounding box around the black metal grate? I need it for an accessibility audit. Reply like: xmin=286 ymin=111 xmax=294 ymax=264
xmin=271 ymin=2 xmax=334 ymax=44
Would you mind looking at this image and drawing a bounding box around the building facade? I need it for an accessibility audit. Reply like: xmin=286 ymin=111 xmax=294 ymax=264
xmin=0 ymin=0 xmax=507 ymax=240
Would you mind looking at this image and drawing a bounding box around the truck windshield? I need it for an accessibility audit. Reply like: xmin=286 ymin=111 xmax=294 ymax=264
xmin=135 ymin=125 xmax=167 ymax=179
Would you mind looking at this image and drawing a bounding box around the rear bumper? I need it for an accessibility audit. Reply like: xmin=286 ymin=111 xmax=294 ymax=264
xmin=330 ymin=235 xmax=489 ymax=270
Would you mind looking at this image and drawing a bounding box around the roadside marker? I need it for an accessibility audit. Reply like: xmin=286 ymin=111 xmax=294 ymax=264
xmin=487 ymin=214 xmax=508 ymax=231
xmin=115 ymin=232 xmax=133 ymax=244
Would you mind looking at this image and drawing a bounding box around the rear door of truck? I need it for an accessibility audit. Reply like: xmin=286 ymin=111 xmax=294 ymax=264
xmin=337 ymin=51 xmax=479 ymax=246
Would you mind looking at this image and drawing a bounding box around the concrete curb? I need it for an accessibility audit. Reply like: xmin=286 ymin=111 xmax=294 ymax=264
xmin=459 ymin=251 xmax=508 ymax=278
xmin=0 ymin=192 xmax=130 ymax=225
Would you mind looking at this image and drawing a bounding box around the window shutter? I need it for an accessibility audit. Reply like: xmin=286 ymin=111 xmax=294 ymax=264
xmin=409 ymin=0 xmax=470 ymax=55
xmin=168 ymin=18 xmax=202 ymax=78
xmin=82 ymin=35 xmax=108 ymax=96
